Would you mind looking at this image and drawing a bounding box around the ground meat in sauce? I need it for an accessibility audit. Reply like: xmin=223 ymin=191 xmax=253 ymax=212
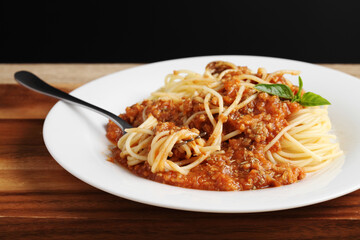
xmin=106 ymin=70 xmax=305 ymax=191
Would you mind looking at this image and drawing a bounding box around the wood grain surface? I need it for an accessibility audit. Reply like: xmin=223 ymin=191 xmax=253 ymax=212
xmin=0 ymin=63 xmax=359 ymax=239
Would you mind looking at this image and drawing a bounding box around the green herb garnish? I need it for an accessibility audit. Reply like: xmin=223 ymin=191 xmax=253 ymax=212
xmin=254 ymin=77 xmax=330 ymax=106
xmin=292 ymin=76 xmax=303 ymax=102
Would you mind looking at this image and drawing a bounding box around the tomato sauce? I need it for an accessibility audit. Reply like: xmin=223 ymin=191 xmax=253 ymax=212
xmin=106 ymin=74 xmax=305 ymax=191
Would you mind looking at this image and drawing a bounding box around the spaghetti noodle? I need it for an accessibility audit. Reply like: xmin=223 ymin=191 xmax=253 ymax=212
xmin=106 ymin=61 xmax=342 ymax=191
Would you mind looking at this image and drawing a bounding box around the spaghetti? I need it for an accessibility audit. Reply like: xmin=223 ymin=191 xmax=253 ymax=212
xmin=107 ymin=61 xmax=342 ymax=191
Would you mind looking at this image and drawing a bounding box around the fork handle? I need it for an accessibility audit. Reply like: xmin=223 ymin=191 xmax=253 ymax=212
xmin=14 ymin=71 xmax=132 ymax=132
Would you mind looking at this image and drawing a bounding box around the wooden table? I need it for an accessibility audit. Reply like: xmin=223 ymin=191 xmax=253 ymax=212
xmin=1 ymin=63 xmax=359 ymax=239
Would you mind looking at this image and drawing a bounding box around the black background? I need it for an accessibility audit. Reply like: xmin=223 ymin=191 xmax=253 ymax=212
xmin=1 ymin=1 xmax=360 ymax=63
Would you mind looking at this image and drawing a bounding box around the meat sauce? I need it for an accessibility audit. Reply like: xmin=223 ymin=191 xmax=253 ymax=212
xmin=106 ymin=73 xmax=305 ymax=191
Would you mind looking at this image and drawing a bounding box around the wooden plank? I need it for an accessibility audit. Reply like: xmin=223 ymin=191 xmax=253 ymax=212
xmin=0 ymin=84 xmax=71 ymax=119
xmin=0 ymin=217 xmax=359 ymax=240
xmin=0 ymin=119 xmax=93 ymax=191
xmin=0 ymin=190 xmax=359 ymax=219
xmin=0 ymin=170 xmax=95 ymax=192
xmin=0 ymin=63 xmax=142 ymax=84
xmin=0 ymin=145 xmax=60 ymax=170
xmin=0 ymin=64 xmax=141 ymax=119
xmin=320 ymin=64 xmax=360 ymax=79
xmin=0 ymin=63 xmax=359 ymax=85
xmin=0 ymin=119 xmax=45 ymax=145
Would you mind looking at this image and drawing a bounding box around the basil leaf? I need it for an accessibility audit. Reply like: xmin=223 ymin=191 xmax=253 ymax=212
xmin=299 ymin=92 xmax=331 ymax=106
xmin=255 ymin=76 xmax=331 ymax=107
xmin=255 ymin=84 xmax=294 ymax=100
xmin=293 ymin=76 xmax=303 ymax=101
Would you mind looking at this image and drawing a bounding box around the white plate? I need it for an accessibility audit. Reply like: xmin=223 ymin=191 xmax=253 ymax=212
xmin=43 ymin=55 xmax=360 ymax=213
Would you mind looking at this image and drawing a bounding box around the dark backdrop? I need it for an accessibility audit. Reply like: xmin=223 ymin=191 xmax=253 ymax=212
xmin=1 ymin=1 xmax=360 ymax=63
